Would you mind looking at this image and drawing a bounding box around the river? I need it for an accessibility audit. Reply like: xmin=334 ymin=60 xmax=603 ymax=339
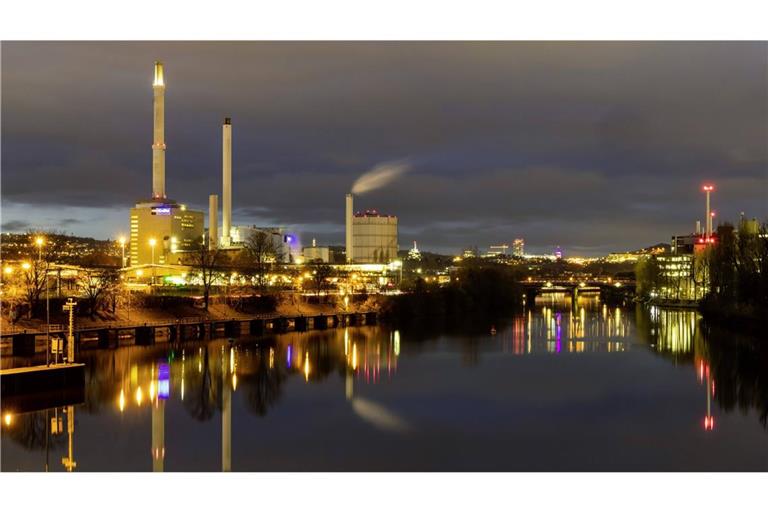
xmin=2 ymin=295 xmax=766 ymax=471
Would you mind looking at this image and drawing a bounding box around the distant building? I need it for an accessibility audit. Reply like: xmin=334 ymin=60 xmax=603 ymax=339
xmin=230 ymin=225 xmax=300 ymax=263
xmin=513 ymin=238 xmax=524 ymax=257
xmin=554 ymin=246 xmax=563 ymax=259
xmin=303 ymin=238 xmax=330 ymax=263
xmin=408 ymin=241 xmax=422 ymax=261
xmin=129 ymin=201 xmax=204 ymax=266
xmin=352 ymin=210 xmax=398 ymax=263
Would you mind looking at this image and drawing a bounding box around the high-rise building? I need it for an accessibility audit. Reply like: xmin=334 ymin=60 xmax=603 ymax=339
xmin=513 ymin=238 xmax=525 ymax=257
xmin=129 ymin=62 xmax=204 ymax=266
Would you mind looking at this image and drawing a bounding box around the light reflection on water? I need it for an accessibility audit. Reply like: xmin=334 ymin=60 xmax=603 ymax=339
xmin=1 ymin=296 xmax=766 ymax=471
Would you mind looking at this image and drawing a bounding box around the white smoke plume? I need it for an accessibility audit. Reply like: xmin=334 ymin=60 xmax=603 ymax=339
xmin=351 ymin=159 xmax=411 ymax=195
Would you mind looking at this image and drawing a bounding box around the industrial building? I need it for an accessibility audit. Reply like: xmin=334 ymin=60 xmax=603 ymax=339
xmin=129 ymin=62 xmax=204 ymax=266
xmin=351 ymin=210 xmax=398 ymax=263
xmin=345 ymin=193 xmax=399 ymax=264
xmin=303 ymin=239 xmax=331 ymax=263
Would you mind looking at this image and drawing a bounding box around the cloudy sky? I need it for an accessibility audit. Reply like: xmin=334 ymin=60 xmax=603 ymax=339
xmin=2 ymin=42 xmax=766 ymax=255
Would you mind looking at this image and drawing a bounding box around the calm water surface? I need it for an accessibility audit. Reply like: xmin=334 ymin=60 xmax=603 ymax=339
xmin=2 ymin=297 xmax=767 ymax=471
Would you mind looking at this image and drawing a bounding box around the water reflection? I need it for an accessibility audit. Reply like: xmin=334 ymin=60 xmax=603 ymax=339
xmin=2 ymin=297 xmax=766 ymax=471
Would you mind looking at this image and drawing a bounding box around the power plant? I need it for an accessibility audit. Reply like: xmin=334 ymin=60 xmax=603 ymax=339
xmin=127 ymin=60 xmax=399 ymax=270
xmin=129 ymin=62 xmax=204 ymax=267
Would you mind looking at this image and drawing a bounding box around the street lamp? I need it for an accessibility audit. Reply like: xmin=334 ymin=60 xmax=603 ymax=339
xmin=119 ymin=236 xmax=127 ymax=268
xmin=149 ymin=238 xmax=157 ymax=285
xmin=35 ymin=236 xmax=45 ymax=262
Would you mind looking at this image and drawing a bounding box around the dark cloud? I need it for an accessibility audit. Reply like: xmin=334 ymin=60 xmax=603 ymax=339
xmin=1 ymin=220 xmax=31 ymax=232
xmin=2 ymin=42 xmax=766 ymax=255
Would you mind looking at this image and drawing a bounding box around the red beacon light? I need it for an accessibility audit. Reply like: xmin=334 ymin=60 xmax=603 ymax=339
xmin=703 ymin=415 xmax=715 ymax=431
xmin=702 ymin=184 xmax=714 ymax=192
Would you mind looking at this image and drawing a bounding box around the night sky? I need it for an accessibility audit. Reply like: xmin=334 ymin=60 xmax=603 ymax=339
xmin=2 ymin=42 xmax=766 ymax=256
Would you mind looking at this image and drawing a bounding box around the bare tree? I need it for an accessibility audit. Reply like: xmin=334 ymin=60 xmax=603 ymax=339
xmin=240 ymin=230 xmax=283 ymax=293
xmin=184 ymin=237 xmax=226 ymax=311
xmin=309 ymin=260 xmax=334 ymax=300
xmin=77 ymin=268 xmax=121 ymax=317
xmin=18 ymin=232 xmax=63 ymax=318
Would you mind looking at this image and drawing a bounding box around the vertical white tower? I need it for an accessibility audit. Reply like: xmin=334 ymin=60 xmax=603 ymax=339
xmin=209 ymin=194 xmax=219 ymax=248
xmin=152 ymin=61 xmax=166 ymax=199
xmin=346 ymin=193 xmax=354 ymax=263
xmin=222 ymin=117 xmax=232 ymax=246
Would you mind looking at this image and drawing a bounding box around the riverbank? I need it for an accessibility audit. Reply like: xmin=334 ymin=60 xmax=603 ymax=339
xmin=1 ymin=292 xmax=383 ymax=333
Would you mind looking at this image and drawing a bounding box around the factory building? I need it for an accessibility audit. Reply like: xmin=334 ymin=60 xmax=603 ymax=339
xmin=303 ymin=239 xmax=331 ymax=263
xmin=129 ymin=62 xmax=204 ymax=266
xmin=229 ymin=225 xmax=300 ymax=263
xmin=351 ymin=209 xmax=398 ymax=263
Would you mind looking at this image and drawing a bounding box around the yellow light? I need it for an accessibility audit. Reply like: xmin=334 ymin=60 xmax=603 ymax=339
xmin=3 ymin=413 xmax=12 ymax=426
xmin=229 ymin=347 xmax=235 ymax=374
xmin=269 ymin=347 xmax=275 ymax=369
xmin=135 ymin=386 xmax=143 ymax=406
xmin=304 ymin=351 xmax=310 ymax=382
xmin=35 ymin=236 xmax=44 ymax=247
xmin=118 ymin=236 xmax=126 ymax=246
xmin=3 ymin=266 xmax=12 ymax=275
xmin=21 ymin=262 xmax=31 ymax=270
xmin=119 ymin=389 xmax=126 ymax=412
xmin=149 ymin=381 xmax=156 ymax=401
xmin=137 ymin=269 xmax=144 ymax=277
xmin=352 ymin=344 xmax=358 ymax=370
xmin=148 ymin=238 xmax=156 ymax=247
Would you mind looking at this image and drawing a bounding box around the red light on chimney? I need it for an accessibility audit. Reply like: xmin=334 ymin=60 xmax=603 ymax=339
xmin=702 ymin=185 xmax=714 ymax=192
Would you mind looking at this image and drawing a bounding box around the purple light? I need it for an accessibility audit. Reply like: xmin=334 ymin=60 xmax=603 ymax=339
xmin=287 ymin=345 xmax=292 ymax=369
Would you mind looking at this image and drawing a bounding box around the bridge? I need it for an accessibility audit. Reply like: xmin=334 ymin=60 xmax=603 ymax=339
xmin=1 ymin=311 xmax=378 ymax=357
xmin=522 ymin=279 xmax=635 ymax=303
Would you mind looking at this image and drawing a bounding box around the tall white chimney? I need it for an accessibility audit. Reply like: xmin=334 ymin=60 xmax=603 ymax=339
xmin=346 ymin=193 xmax=354 ymax=263
xmin=152 ymin=61 xmax=166 ymax=199
xmin=696 ymin=220 xmax=701 ymax=235
xmin=209 ymin=194 xmax=219 ymax=248
xmin=222 ymin=117 xmax=232 ymax=246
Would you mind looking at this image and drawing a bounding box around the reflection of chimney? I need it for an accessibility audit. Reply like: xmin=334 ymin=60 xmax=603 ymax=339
xmin=222 ymin=117 xmax=232 ymax=246
xmin=209 ymin=194 xmax=219 ymax=248
xmin=346 ymin=193 xmax=354 ymax=263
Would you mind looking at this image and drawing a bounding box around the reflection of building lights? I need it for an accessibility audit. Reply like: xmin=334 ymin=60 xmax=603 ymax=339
xmin=269 ymin=347 xmax=275 ymax=369
xmin=232 ymin=374 xmax=238 ymax=390
xmin=119 ymin=389 xmax=126 ymax=412
xmin=4 ymin=413 xmax=12 ymax=426
xmin=304 ymin=351 xmax=310 ymax=382
xmin=158 ymin=363 xmax=170 ymax=400
xmin=287 ymin=345 xmax=292 ymax=369
xmin=394 ymin=330 xmax=400 ymax=356
xmin=229 ymin=347 xmax=235 ymax=374
xmin=352 ymin=344 xmax=358 ymax=370
xmin=703 ymin=416 xmax=715 ymax=431
xmin=149 ymin=381 xmax=156 ymax=401
xmin=135 ymin=386 xmax=143 ymax=405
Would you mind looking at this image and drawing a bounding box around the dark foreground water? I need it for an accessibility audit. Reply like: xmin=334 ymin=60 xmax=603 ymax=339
xmin=2 ymin=296 xmax=767 ymax=471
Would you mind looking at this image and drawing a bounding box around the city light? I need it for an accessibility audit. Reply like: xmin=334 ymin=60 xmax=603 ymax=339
xmin=3 ymin=266 xmax=12 ymax=275
xmin=35 ymin=236 xmax=44 ymax=247
xmin=3 ymin=413 xmax=11 ymax=426
xmin=21 ymin=261 xmax=31 ymax=270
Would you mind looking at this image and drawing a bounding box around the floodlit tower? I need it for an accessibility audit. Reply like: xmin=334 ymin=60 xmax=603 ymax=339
xmin=152 ymin=62 xmax=166 ymax=199
xmin=222 ymin=118 xmax=232 ymax=247
xmin=702 ymin=184 xmax=714 ymax=239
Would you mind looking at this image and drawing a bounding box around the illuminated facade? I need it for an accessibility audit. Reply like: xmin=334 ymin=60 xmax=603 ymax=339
xmin=129 ymin=202 xmax=204 ymax=265
xmin=513 ymin=238 xmax=524 ymax=257
xmin=352 ymin=210 xmax=398 ymax=263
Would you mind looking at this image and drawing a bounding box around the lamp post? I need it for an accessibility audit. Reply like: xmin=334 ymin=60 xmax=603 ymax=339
xmin=119 ymin=236 xmax=127 ymax=268
xmin=149 ymin=238 xmax=157 ymax=285
xmin=35 ymin=236 xmax=44 ymax=263
xmin=35 ymin=237 xmax=51 ymax=365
